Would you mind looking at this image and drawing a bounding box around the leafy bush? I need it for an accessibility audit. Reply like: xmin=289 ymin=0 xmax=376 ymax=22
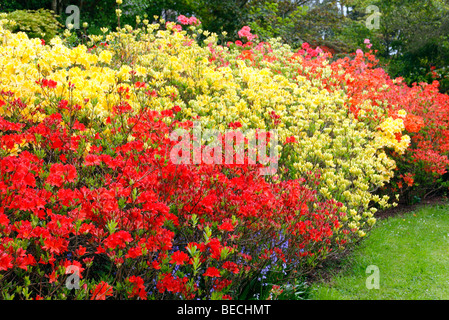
xmin=0 ymin=16 xmax=403 ymax=234
xmin=1 ymin=9 xmax=62 ymax=43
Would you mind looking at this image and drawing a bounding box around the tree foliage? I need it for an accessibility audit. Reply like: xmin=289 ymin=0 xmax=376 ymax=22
xmin=2 ymin=0 xmax=449 ymax=91
xmin=1 ymin=8 xmax=63 ymax=42
xmin=247 ymin=0 xmax=355 ymax=51
xmin=347 ymin=0 xmax=449 ymax=92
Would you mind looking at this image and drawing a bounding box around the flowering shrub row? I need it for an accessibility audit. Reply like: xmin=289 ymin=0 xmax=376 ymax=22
xmin=0 ymin=16 xmax=399 ymax=239
xmin=0 ymin=11 xmax=447 ymax=299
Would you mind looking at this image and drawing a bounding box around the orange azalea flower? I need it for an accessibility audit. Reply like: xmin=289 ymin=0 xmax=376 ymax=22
xmin=400 ymin=173 xmax=415 ymax=187
xmin=404 ymin=114 xmax=424 ymax=133
xmin=239 ymin=50 xmax=254 ymax=61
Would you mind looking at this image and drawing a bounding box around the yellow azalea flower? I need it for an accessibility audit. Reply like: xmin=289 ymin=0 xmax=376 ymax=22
xmin=98 ymin=50 xmax=113 ymax=64
xmin=397 ymin=109 xmax=407 ymax=118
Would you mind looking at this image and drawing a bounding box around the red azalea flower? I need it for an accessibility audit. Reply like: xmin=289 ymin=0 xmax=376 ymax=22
xmin=58 ymin=99 xmax=69 ymax=110
xmin=72 ymin=120 xmax=86 ymax=131
xmin=75 ymin=245 xmax=87 ymax=257
xmin=0 ymin=213 xmax=9 ymax=228
xmin=239 ymin=50 xmax=254 ymax=61
xmin=150 ymin=260 xmax=161 ymax=270
xmin=213 ymin=279 xmax=232 ymax=291
xmin=62 ymin=259 xmax=85 ymax=279
xmin=145 ymin=89 xmax=158 ymax=97
xmin=41 ymin=79 xmax=57 ymax=88
xmin=84 ymin=154 xmax=101 ymax=166
xmin=128 ymin=276 xmax=147 ymax=300
xmin=403 ymin=114 xmax=424 ymax=133
xmin=134 ymin=81 xmax=146 ymax=89
xmin=125 ymin=246 xmax=142 ymax=259
xmin=83 ymin=257 xmax=94 ymax=265
xmin=203 ymin=266 xmax=221 ymax=278
xmin=222 ymin=261 xmax=240 ymax=274
xmin=46 ymin=163 xmax=77 ymax=187
xmin=42 ymin=236 xmax=68 ymax=254
xmin=0 ymin=252 xmax=13 ymax=271
xmin=284 ymin=136 xmax=297 ymax=144
xmin=228 ymin=121 xmax=242 ymax=129
xmin=170 ymin=251 xmax=189 ymax=266
xmin=46 ymin=270 xmax=58 ymax=283
xmin=90 ymin=281 xmax=113 ymax=300
xmin=104 ymin=230 xmax=133 ymax=250
xmin=14 ymin=220 xmax=33 ymax=239
xmin=218 ymin=222 xmax=234 ymax=232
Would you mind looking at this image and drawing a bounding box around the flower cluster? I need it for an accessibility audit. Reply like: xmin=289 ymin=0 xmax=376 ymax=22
xmin=238 ymin=26 xmax=257 ymax=41
xmin=321 ymin=47 xmax=449 ymax=200
xmin=177 ymin=15 xmax=201 ymax=26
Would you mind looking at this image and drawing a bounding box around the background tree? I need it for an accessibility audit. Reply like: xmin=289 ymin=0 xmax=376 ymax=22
xmin=2 ymin=0 xmax=449 ymax=92
xmin=347 ymin=0 xmax=449 ymax=92
xmin=247 ymin=0 xmax=354 ymax=51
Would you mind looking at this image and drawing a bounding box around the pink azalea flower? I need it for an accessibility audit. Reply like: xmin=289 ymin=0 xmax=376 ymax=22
xmin=238 ymin=26 xmax=257 ymax=41
xmin=188 ymin=17 xmax=200 ymax=25
xmin=177 ymin=15 xmax=200 ymax=26
xmin=177 ymin=15 xmax=189 ymax=25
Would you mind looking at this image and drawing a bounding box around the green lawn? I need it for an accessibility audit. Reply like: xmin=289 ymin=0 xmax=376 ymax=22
xmin=308 ymin=203 xmax=449 ymax=300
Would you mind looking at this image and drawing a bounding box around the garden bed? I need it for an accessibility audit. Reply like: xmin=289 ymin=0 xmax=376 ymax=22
xmin=1 ymin=8 xmax=449 ymax=300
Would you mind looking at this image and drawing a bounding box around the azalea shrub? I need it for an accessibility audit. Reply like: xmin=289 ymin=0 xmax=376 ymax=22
xmin=104 ymin=21 xmax=400 ymax=234
xmin=0 ymin=84 xmax=352 ymax=299
xmin=319 ymin=42 xmax=449 ymax=203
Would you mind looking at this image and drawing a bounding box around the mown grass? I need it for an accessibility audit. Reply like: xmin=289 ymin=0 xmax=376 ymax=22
xmin=308 ymin=203 xmax=449 ymax=300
